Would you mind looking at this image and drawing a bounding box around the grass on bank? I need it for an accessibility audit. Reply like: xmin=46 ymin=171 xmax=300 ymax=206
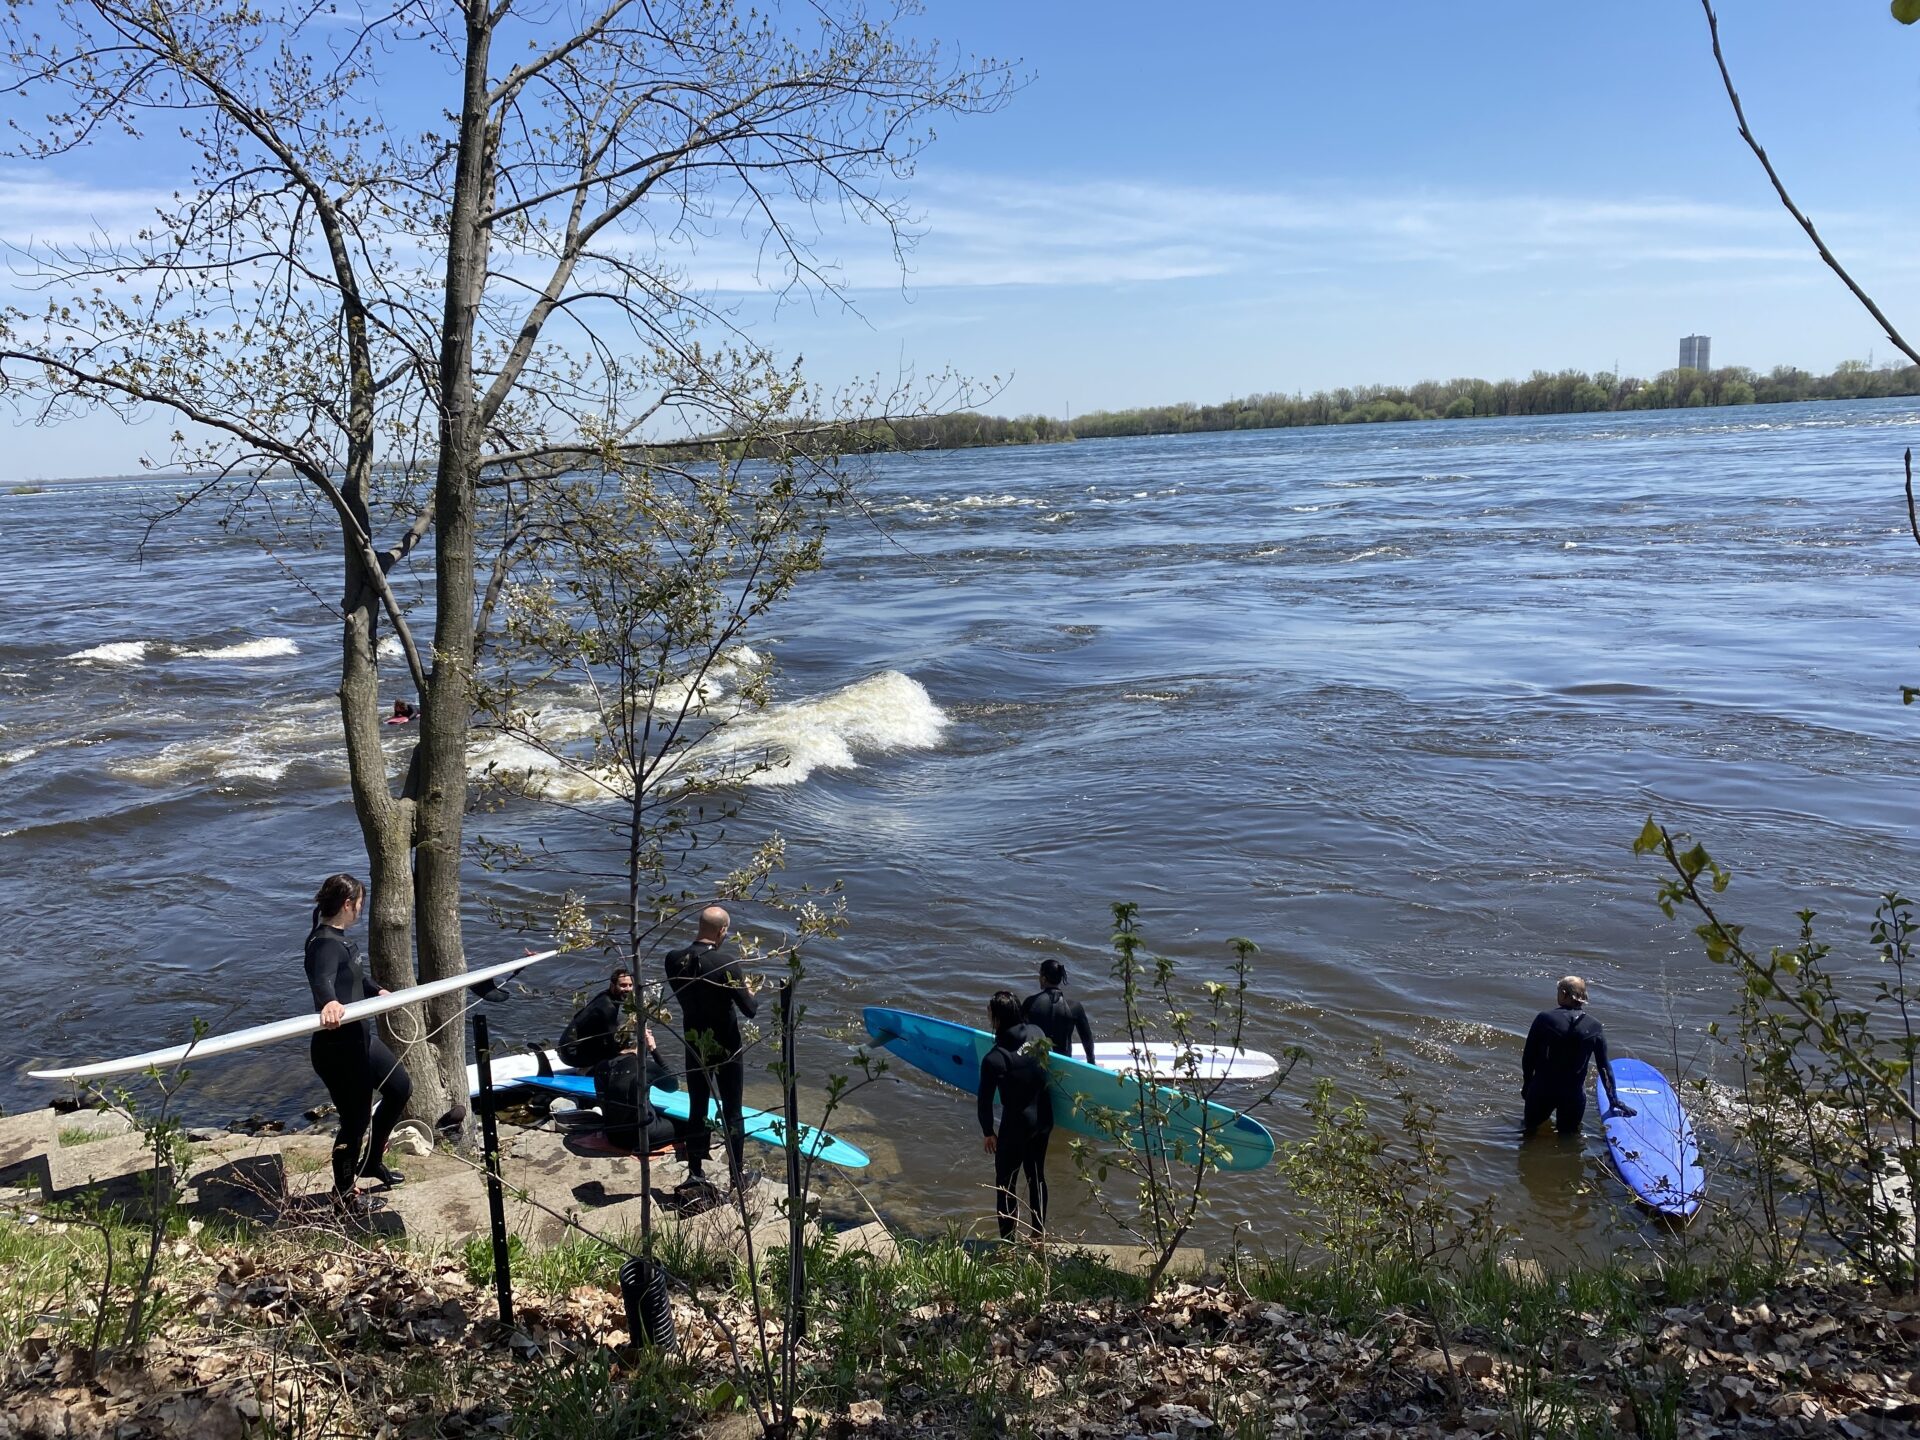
xmin=0 ymin=1197 xmax=1846 ymax=1440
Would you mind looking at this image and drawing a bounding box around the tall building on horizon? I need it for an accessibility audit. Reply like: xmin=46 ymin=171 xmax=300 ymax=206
xmin=1679 ymin=334 xmax=1711 ymax=371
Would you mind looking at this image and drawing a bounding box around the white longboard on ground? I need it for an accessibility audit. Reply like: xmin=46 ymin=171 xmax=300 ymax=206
xmin=30 ymin=951 xmax=560 ymax=1083
xmin=465 ymin=1047 xmax=569 ymax=1098
xmin=1090 ymin=1040 xmax=1280 ymax=1083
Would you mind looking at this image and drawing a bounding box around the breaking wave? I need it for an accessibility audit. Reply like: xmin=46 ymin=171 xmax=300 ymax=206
xmin=180 ymin=637 xmax=300 ymax=661
xmin=470 ymin=669 xmax=947 ymax=804
xmin=64 ymin=640 xmax=150 ymax=665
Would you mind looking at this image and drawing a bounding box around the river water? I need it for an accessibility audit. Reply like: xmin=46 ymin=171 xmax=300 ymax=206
xmin=4 ymin=400 xmax=1918 ymax=1260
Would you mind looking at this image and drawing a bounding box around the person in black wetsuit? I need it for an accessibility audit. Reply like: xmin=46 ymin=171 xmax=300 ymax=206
xmin=592 ymin=1025 xmax=691 ymax=1153
xmin=1521 ymin=975 xmax=1635 ymax=1137
xmin=558 ymin=968 xmax=634 ymax=1069
xmin=664 ymin=906 xmax=758 ymax=1189
xmin=978 ymin=989 xmax=1054 ymax=1240
xmin=304 ymin=873 xmax=412 ymax=1204
xmin=1022 ymin=958 xmax=1095 ymax=1064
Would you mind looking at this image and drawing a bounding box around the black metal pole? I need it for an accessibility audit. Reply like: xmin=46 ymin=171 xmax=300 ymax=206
xmin=779 ymin=978 xmax=804 ymax=1339
xmin=473 ymin=1012 xmax=514 ymax=1326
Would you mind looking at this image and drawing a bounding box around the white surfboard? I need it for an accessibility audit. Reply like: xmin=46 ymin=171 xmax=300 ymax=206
xmin=29 ymin=951 xmax=560 ymax=1082
xmin=1091 ymin=1040 xmax=1280 ymax=1083
xmin=466 ymin=1047 xmax=569 ymax=1098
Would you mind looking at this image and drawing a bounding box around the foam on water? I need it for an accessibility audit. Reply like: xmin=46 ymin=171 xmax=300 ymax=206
xmin=470 ymin=669 xmax=947 ymax=803
xmin=64 ymin=640 xmax=149 ymax=664
xmin=109 ymin=699 xmax=342 ymax=787
xmin=180 ymin=637 xmax=300 ymax=661
xmin=699 ymin=669 xmax=947 ymax=788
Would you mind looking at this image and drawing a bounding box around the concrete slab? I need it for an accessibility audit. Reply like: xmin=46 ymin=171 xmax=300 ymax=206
xmin=48 ymin=1131 xmax=171 ymax=1202
xmin=0 ymin=1108 xmax=54 ymax=1196
xmin=379 ymin=1169 xmax=571 ymax=1251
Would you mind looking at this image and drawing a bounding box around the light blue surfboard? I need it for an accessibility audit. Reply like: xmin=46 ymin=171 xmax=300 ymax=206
xmin=522 ymin=1073 xmax=869 ymax=1170
xmin=1597 ymin=1057 xmax=1704 ymax=1220
xmin=863 ymin=1006 xmax=1274 ymax=1172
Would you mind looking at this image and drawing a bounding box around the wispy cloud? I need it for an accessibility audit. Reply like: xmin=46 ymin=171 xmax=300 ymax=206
xmin=827 ymin=174 xmax=1840 ymax=292
xmin=0 ymin=164 xmax=1892 ymax=306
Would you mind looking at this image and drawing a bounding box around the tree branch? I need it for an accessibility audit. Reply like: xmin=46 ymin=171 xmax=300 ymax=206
xmin=1701 ymin=0 xmax=1920 ymax=368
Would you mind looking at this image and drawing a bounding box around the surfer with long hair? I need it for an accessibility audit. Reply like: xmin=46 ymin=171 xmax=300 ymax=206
xmin=305 ymin=873 xmax=412 ymax=1206
xmin=979 ymin=989 xmax=1053 ymax=1240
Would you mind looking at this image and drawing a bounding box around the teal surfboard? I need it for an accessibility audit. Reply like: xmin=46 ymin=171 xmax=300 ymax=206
xmin=863 ymin=1006 xmax=1274 ymax=1172
xmin=522 ymin=1073 xmax=870 ymax=1170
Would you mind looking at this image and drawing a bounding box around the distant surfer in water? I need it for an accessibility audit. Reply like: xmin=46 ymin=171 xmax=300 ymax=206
xmin=979 ymin=989 xmax=1054 ymax=1240
xmin=664 ymin=906 xmax=758 ymax=1191
xmin=1520 ymin=975 xmax=1634 ymax=1138
xmin=304 ymin=873 xmax=412 ymax=1206
xmin=557 ymin=967 xmax=634 ymax=1070
xmin=1022 ymin=958 xmax=1095 ymax=1063
xmin=384 ymin=699 xmax=417 ymax=726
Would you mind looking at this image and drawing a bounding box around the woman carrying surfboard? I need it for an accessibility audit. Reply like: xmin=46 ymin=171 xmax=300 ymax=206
xmin=305 ymin=873 xmax=412 ymax=1208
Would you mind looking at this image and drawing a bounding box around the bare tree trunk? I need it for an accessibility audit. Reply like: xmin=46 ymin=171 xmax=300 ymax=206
xmin=406 ymin=3 xmax=498 ymax=1127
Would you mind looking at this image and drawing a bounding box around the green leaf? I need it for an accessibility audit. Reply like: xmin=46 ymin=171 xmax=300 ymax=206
xmin=1631 ymin=817 xmax=1664 ymax=855
xmin=1896 ymin=0 xmax=1920 ymax=25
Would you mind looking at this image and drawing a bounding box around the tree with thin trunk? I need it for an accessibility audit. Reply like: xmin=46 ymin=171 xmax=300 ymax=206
xmin=0 ymin=0 xmax=1011 ymax=1126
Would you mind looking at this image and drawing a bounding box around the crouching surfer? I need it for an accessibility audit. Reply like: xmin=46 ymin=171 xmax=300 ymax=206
xmin=304 ymin=873 xmax=412 ymax=1211
xmin=1520 ymin=974 xmax=1635 ymax=1138
xmin=558 ymin=967 xmax=635 ymax=1070
xmin=978 ymin=990 xmax=1054 ymax=1240
xmin=592 ymin=1026 xmax=692 ymax=1154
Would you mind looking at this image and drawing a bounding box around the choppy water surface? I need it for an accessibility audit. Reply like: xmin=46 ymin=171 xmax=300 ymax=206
xmin=5 ymin=401 xmax=1919 ymax=1259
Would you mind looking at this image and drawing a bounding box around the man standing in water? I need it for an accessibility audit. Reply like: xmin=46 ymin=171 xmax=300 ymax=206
xmin=1022 ymin=957 xmax=1095 ymax=1063
xmin=1521 ymin=975 xmax=1635 ymax=1137
xmin=979 ymin=989 xmax=1054 ymax=1240
xmin=664 ymin=906 xmax=758 ymax=1190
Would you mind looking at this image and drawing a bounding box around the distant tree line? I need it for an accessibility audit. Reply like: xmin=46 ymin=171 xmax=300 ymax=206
xmin=838 ymin=360 xmax=1920 ymax=451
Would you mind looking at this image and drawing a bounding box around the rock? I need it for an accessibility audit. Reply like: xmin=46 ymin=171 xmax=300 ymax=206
xmin=390 ymin=1122 xmax=435 ymax=1157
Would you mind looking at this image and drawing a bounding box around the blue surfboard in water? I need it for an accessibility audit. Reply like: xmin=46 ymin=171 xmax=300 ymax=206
xmin=863 ymin=1005 xmax=1275 ymax=1172
xmin=521 ymin=1073 xmax=870 ymax=1170
xmin=1597 ymin=1057 xmax=1704 ymax=1220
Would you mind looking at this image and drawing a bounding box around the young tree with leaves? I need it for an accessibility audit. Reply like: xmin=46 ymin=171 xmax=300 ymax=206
xmin=0 ymin=0 xmax=1010 ymax=1125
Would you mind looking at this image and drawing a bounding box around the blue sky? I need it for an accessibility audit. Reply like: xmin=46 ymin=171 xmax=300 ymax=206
xmin=5 ymin=1 xmax=1920 ymax=475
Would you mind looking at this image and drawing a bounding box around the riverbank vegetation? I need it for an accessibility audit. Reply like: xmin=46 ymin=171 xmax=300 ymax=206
xmin=854 ymin=359 xmax=1920 ymax=452
xmin=3 ymin=1139 xmax=1915 ymax=1438
xmin=3 ymin=881 xmax=1915 ymax=1436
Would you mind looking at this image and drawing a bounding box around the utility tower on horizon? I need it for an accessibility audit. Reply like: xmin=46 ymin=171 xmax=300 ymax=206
xmin=1678 ymin=334 xmax=1711 ymax=371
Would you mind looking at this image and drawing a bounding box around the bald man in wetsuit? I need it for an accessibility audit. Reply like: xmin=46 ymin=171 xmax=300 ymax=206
xmin=1521 ymin=975 xmax=1636 ymax=1137
xmin=664 ymin=905 xmax=758 ymax=1189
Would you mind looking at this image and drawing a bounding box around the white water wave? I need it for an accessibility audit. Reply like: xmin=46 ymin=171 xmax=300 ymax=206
xmin=953 ymin=493 xmax=1045 ymax=509
xmin=64 ymin=640 xmax=150 ymax=665
xmin=472 ymin=669 xmax=947 ymax=804
xmin=180 ymin=637 xmax=300 ymax=661
xmin=109 ymin=699 xmax=341 ymax=787
xmin=0 ymin=745 xmax=37 ymax=768
xmin=1342 ymin=546 xmax=1406 ymax=563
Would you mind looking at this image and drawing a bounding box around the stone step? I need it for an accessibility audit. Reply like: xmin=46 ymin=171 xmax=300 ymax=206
xmin=47 ymin=1130 xmax=170 ymax=1200
xmin=0 ymin=1108 xmax=55 ymax=1197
